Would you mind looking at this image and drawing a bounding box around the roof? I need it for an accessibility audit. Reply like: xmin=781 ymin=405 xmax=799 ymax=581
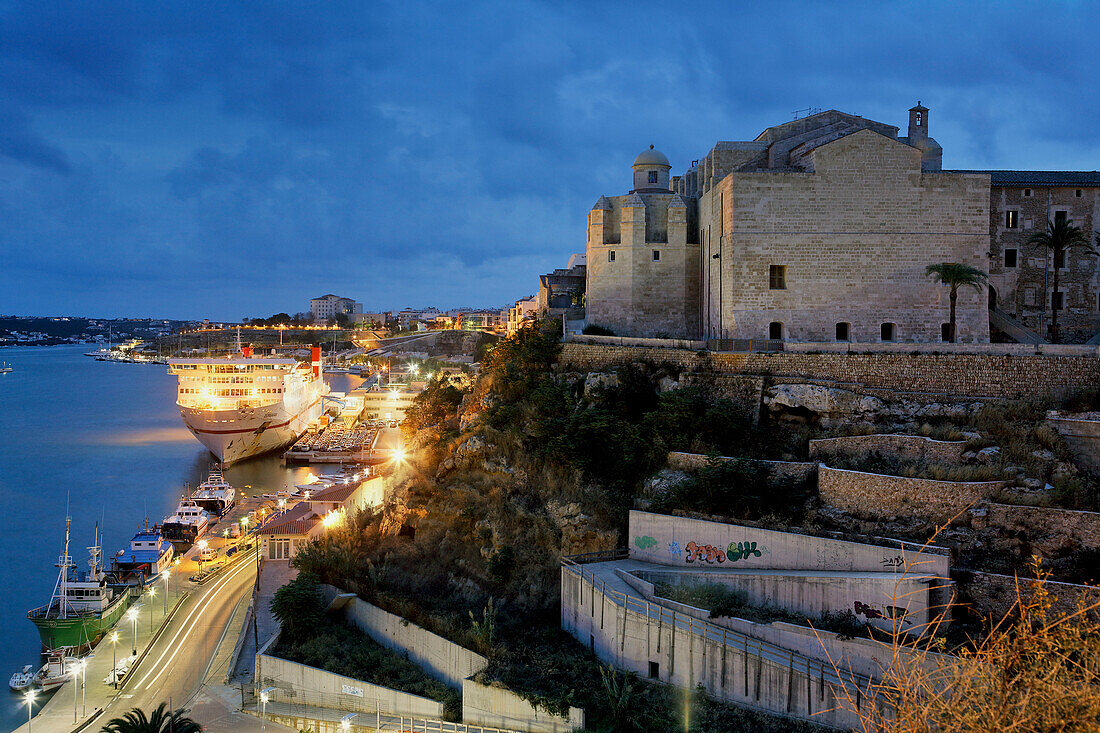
xmin=257 ymin=503 xmax=320 ymax=536
xmin=308 ymin=481 xmax=360 ymax=504
xmin=952 ymin=170 xmax=1100 ymax=187
xmin=633 ymin=145 xmax=670 ymax=168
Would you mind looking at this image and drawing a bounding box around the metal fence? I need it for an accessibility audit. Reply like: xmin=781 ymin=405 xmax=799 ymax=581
xmin=708 ymin=338 xmax=785 ymax=353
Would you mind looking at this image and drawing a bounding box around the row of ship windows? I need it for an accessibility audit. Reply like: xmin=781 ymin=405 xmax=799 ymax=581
xmin=195 ymin=375 xmax=280 ymax=384
xmin=180 ymin=388 xmax=283 ymax=396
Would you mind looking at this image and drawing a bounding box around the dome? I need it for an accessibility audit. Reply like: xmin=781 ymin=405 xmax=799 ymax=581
xmin=633 ymin=145 xmax=670 ymax=168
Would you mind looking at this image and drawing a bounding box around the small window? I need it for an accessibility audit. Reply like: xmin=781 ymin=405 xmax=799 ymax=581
xmin=1024 ymin=287 xmax=1037 ymax=306
xmin=1005 ymin=210 xmax=1018 ymax=229
xmin=608 ymin=250 xmax=616 ymax=262
xmin=647 ymin=171 xmax=658 ymax=184
xmin=1024 ymin=188 xmax=1033 ymax=197
xmin=769 ymin=265 xmax=787 ymax=290
xmin=1076 ymin=189 xmax=1083 ymax=198
xmin=1055 ymin=210 xmax=1068 ymax=225
xmin=915 ymin=112 xmax=922 ymax=126
xmin=880 ymin=323 xmax=896 ymax=342
xmin=769 ymin=322 xmax=783 ymax=340
xmin=648 ymin=661 xmax=659 ymax=679
xmin=1005 ymin=248 xmax=1018 ymax=268
xmin=941 ymin=323 xmax=952 ymax=342
xmin=835 ymin=322 xmax=850 ymax=341
xmin=1053 ymin=291 xmax=1064 ymax=311
xmin=652 ymin=250 xmax=660 ymax=262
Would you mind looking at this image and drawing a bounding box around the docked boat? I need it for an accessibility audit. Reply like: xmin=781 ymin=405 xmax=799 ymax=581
xmin=27 ymin=521 xmax=133 ymax=653
xmin=190 ymin=467 xmax=236 ymax=516
xmin=162 ymin=499 xmax=210 ymax=544
xmin=111 ymin=525 xmax=174 ymax=581
xmin=167 ymin=346 xmax=329 ymax=465
xmin=9 ymin=665 xmax=35 ymax=692
xmin=0 ymin=362 xmax=12 ymax=374
xmin=34 ymin=650 xmax=79 ymax=692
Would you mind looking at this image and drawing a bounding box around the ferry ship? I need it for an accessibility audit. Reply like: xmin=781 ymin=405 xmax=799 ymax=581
xmin=167 ymin=347 xmax=328 ymax=465
xmin=161 ymin=499 xmax=210 ymax=545
xmin=190 ymin=467 xmax=236 ymax=516
xmin=28 ymin=520 xmax=133 ymax=653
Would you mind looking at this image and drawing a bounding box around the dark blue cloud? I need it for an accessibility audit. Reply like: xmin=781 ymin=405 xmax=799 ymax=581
xmin=1 ymin=0 xmax=1100 ymax=319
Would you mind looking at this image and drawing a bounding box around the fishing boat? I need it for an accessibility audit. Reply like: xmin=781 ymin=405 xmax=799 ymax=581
xmin=111 ymin=525 xmax=174 ymax=582
xmin=33 ymin=650 xmax=79 ymax=692
xmin=9 ymin=665 xmax=35 ymax=692
xmin=190 ymin=467 xmax=236 ymax=516
xmin=161 ymin=499 xmax=210 ymax=545
xmin=27 ymin=521 xmax=133 ymax=653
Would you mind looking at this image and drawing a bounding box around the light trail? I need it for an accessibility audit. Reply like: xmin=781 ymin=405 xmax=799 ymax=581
xmin=133 ymin=551 xmax=255 ymax=690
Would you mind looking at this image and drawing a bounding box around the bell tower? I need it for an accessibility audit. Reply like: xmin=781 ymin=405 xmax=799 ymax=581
xmin=908 ymin=101 xmax=929 ymax=141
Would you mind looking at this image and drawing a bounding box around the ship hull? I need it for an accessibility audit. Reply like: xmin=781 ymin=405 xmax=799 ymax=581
xmin=29 ymin=590 xmax=133 ymax=652
xmin=179 ymin=396 xmax=323 ymax=465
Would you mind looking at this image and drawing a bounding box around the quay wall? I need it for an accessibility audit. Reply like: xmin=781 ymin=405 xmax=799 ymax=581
xmin=461 ymin=680 xmax=584 ymax=733
xmin=818 ymin=466 xmax=1005 ymax=525
xmin=559 ymin=342 xmax=1100 ymax=399
xmin=628 ymin=510 xmax=950 ymax=577
xmin=808 ymin=434 xmax=968 ymax=463
xmin=255 ymin=654 xmax=443 ymax=718
xmin=322 ymin=585 xmax=488 ymax=689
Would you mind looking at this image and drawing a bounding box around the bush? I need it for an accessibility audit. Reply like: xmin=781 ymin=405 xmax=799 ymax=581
xmin=582 ymin=324 xmax=615 ymax=336
xmin=650 ymin=455 xmax=810 ymax=519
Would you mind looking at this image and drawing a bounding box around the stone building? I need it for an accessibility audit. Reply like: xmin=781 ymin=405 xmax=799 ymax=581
xmin=584 ymin=103 xmax=1100 ymax=343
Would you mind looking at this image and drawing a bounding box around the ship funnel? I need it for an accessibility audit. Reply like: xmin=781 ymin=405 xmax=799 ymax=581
xmin=242 ymin=345 xmax=252 ymax=358
xmin=312 ymin=347 xmax=321 ymax=378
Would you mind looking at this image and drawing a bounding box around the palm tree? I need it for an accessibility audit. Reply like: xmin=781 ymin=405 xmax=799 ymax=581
xmin=100 ymin=703 xmax=202 ymax=733
xmin=925 ymin=263 xmax=988 ymax=343
xmin=1027 ymin=219 xmax=1094 ymax=343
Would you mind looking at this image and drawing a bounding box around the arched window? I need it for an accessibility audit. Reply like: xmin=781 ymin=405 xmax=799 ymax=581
xmin=769 ymin=322 xmax=783 ymax=340
xmin=880 ymin=323 xmax=896 ymax=342
xmin=835 ymin=322 xmax=850 ymax=341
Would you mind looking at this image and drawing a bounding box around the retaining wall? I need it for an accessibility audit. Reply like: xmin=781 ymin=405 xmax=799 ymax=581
xmin=322 ymin=584 xmax=488 ymax=689
xmin=560 ymin=342 xmax=1100 ymax=399
xmin=255 ymin=654 xmax=444 ymax=718
xmin=982 ymin=503 xmax=1100 ymax=549
xmin=1047 ymin=413 xmax=1100 ymax=473
xmin=666 ymin=452 xmax=817 ymax=485
xmin=955 ymin=570 xmax=1100 ymax=622
xmin=628 ymin=510 xmax=950 ymax=577
xmin=461 ymin=680 xmax=584 ymax=733
xmin=808 ymin=434 xmax=967 ymax=463
xmin=818 ymin=466 xmax=1005 ymax=525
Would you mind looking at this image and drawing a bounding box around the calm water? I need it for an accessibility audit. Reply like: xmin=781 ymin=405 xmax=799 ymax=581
xmin=0 ymin=345 xmax=360 ymax=729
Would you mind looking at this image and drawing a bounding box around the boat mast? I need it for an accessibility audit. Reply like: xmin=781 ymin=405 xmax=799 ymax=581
xmin=51 ymin=518 xmax=74 ymax=619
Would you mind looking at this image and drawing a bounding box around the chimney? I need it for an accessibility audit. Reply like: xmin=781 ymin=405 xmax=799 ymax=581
xmin=311 ymin=347 xmax=321 ymax=378
xmin=242 ymin=345 xmax=252 ymax=358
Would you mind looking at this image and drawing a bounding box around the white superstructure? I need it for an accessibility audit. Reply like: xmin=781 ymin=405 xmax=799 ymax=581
xmin=167 ymin=348 xmax=328 ymax=464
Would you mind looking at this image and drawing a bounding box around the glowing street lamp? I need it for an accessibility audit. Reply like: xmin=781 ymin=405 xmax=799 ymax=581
xmin=147 ymin=587 xmax=156 ymax=632
xmin=109 ymin=631 xmax=120 ymax=689
xmin=341 ymin=713 xmax=357 ymax=731
xmin=161 ymin=569 xmax=170 ymax=614
xmin=127 ymin=606 xmax=140 ymax=655
xmin=260 ymin=686 xmax=276 ymax=732
xmin=197 ymin=539 xmax=209 ymax=573
xmin=24 ymin=689 xmax=36 ymax=732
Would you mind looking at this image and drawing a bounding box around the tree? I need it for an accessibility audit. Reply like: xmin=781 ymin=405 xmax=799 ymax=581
xmin=100 ymin=703 xmax=202 ymax=732
xmin=925 ymin=263 xmax=988 ymax=343
xmin=333 ymin=312 xmax=350 ymax=328
xmin=270 ymin=573 xmax=325 ymax=642
xmin=1027 ymin=219 xmax=1094 ymax=343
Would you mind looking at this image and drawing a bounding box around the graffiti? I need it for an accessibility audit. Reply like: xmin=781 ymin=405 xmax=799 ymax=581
xmin=727 ymin=541 xmax=763 ymax=562
xmin=881 ymin=555 xmax=904 ymax=569
xmin=682 ymin=540 xmax=766 ymax=564
xmin=634 ymin=535 xmax=658 ymax=550
xmin=668 ymin=541 xmax=681 ymax=558
xmin=854 ymin=601 xmax=911 ymax=625
xmin=685 ymin=541 xmax=725 ymax=564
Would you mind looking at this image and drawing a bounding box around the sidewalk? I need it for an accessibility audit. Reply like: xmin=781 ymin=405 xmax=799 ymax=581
xmin=228 ymin=558 xmax=296 ymax=685
xmin=15 ymin=584 xmax=189 ymax=733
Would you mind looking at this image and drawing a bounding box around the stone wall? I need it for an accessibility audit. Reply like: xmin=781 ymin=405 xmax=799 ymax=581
xmin=955 ymin=570 xmax=1100 ymax=623
xmin=981 ymin=503 xmax=1100 ymax=550
xmin=462 ymin=680 xmax=584 ymax=733
xmin=560 ymin=342 xmax=1100 ymax=399
xmin=1047 ymin=413 xmax=1100 ymax=473
xmin=323 ymin=585 xmax=488 ymax=689
xmin=809 ymin=434 xmax=967 ymax=463
xmin=666 ymin=451 xmax=817 ymax=485
xmin=818 ymin=466 xmax=1004 ymax=525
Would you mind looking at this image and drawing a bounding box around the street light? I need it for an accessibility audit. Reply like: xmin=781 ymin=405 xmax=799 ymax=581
xmin=197 ymin=539 xmax=208 ymax=574
xmin=109 ymin=631 xmax=119 ymax=689
xmin=161 ymin=569 xmax=170 ymax=615
xmin=341 ymin=713 xmax=357 ymax=731
xmin=147 ymin=587 xmax=156 ymax=631
xmin=127 ymin=606 xmax=140 ymax=655
xmin=24 ymin=689 xmax=35 ymax=732
xmin=259 ymin=686 xmax=276 ymax=732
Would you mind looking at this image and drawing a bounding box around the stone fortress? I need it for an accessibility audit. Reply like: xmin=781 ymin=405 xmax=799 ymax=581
xmin=585 ymin=104 xmax=1100 ymax=343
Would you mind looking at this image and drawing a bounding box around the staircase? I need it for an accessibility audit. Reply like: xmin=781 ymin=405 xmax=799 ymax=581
xmin=989 ymin=307 xmax=1047 ymax=344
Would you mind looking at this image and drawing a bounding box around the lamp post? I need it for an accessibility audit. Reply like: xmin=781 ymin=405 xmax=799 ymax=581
xmin=259 ymin=687 xmax=276 ymax=733
xmin=161 ymin=569 xmax=170 ymax=615
xmin=80 ymin=656 xmax=88 ymax=717
xmin=127 ymin=606 xmax=140 ymax=655
xmin=341 ymin=713 xmax=357 ymax=732
xmin=197 ymin=539 xmax=208 ymax=574
xmin=147 ymin=587 xmax=156 ymax=631
xmin=109 ymin=631 xmax=119 ymax=689
xmin=24 ymin=689 xmax=35 ymax=732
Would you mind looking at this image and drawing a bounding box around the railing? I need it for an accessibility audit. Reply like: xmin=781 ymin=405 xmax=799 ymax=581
xmin=560 ymin=554 xmax=872 ymax=692
xmin=708 ymin=338 xmax=785 ymax=353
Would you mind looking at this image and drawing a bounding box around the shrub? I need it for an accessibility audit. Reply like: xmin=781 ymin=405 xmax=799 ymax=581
xmin=582 ymin=324 xmax=615 ymax=336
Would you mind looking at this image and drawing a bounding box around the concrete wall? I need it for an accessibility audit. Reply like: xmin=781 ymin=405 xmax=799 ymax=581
xmin=809 ymin=434 xmax=967 ymax=464
xmin=255 ymin=653 xmax=444 ymax=718
xmin=560 ymin=563 xmax=868 ymax=729
xmin=627 ymin=510 xmax=950 ymax=577
xmin=818 ymin=466 xmax=1006 ymax=524
xmin=666 ymin=451 xmax=817 ymax=485
xmin=1047 ymin=413 xmax=1100 ymax=473
xmin=559 ymin=342 xmax=1100 ymax=399
xmin=323 ymin=585 xmax=488 ymax=689
xmin=462 ymin=680 xmax=584 ymax=733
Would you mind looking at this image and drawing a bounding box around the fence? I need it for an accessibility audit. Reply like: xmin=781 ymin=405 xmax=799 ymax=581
xmin=709 ymin=338 xmax=785 ymax=353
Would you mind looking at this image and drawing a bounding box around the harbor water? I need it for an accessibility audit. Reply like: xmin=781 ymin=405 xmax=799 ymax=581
xmin=0 ymin=344 xmax=362 ymax=730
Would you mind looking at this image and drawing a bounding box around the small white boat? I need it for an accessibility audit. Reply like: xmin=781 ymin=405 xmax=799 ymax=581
xmin=34 ymin=651 xmax=79 ymax=692
xmin=9 ymin=664 xmax=35 ymax=691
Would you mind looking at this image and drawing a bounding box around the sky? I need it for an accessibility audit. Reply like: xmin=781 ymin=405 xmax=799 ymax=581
xmin=1 ymin=1 xmax=1099 ymax=321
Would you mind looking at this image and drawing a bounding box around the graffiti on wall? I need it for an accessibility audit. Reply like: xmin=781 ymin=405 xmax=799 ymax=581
xmin=683 ymin=540 xmax=767 ymax=564
xmin=633 ymin=535 xmax=659 ymax=550
xmin=854 ymin=600 xmax=911 ymax=625
xmin=880 ymin=555 xmax=904 ymax=569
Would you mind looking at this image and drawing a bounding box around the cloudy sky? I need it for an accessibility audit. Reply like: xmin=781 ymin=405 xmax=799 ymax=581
xmin=2 ymin=1 xmax=1099 ymax=320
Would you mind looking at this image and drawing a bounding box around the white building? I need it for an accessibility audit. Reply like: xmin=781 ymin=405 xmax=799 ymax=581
xmin=310 ymin=294 xmax=362 ymax=321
